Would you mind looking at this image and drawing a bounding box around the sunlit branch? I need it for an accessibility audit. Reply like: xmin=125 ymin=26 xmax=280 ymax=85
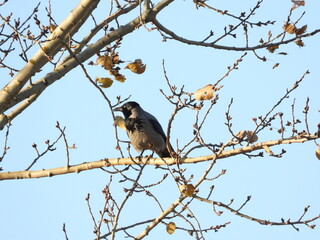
xmin=0 ymin=0 xmax=100 ymax=114
xmin=151 ymin=16 xmax=320 ymax=51
xmin=0 ymin=134 xmax=318 ymax=181
xmin=194 ymin=195 xmax=320 ymax=230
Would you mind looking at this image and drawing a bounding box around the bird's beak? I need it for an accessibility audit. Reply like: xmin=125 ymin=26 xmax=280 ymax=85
xmin=113 ymin=106 xmax=123 ymax=112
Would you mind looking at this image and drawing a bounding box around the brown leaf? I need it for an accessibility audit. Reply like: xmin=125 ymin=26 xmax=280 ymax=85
xmin=194 ymin=84 xmax=214 ymax=101
xmin=295 ymin=25 xmax=307 ymax=36
xmin=283 ymin=23 xmax=296 ymax=34
xmin=125 ymin=59 xmax=146 ymax=74
xmin=96 ymin=77 xmax=113 ymax=88
xmin=246 ymin=131 xmax=258 ymax=143
xmin=114 ymin=74 xmax=126 ymax=82
xmin=179 ymin=184 xmax=195 ymax=197
xmin=295 ymin=39 xmax=304 ymax=47
xmin=97 ymin=54 xmax=114 ymax=70
xmin=166 ymin=222 xmax=176 ymax=234
xmin=292 ymin=0 xmax=305 ymax=7
xmin=267 ymin=45 xmax=279 ymax=53
xmin=235 ymin=130 xmax=247 ymax=141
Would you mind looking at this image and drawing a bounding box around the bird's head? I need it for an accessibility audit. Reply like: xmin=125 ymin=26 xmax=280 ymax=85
xmin=113 ymin=101 xmax=140 ymax=119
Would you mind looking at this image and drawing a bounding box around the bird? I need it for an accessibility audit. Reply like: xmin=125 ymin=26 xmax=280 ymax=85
xmin=113 ymin=101 xmax=173 ymax=158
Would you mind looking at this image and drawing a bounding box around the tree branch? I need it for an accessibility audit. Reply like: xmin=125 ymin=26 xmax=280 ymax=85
xmin=0 ymin=134 xmax=317 ymax=181
xmin=151 ymin=16 xmax=320 ymax=51
xmin=0 ymin=0 xmax=100 ymax=114
xmin=194 ymin=195 xmax=320 ymax=229
xmin=0 ymin=0 xmax=175 ymax=130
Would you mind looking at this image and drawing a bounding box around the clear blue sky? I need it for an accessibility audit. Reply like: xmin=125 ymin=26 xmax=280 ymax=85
xmin=1 ymin=0 xmax=320 ymax=239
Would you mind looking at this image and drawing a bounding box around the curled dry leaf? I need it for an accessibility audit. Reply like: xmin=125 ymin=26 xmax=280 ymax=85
xmin=292 ymin=0 xmax=305 ymax=8
xmin=316 ymin=149 xmax=320 ymax=160
xmin=295 ymin=39 xmax=304 ymax=47
xmin=179 ymin=184 xmax=195 ymax=197
xmin=235 ymin=130 xmax=258 ymax=143
xmin=295 ymin=25 xmax=307 ymax=35
xmin=283 ymin=23 xmax=296 ymax=34
xmin=267 ymin=45 xmax=279 ymax=53
xmin=125 ymin=59 xmax=146 ymax=74
xmin=166 ymin=222 xmax=176 ymax=235
xmin=246 ymin=131 xmax=258 ymax=143
xmin=96 ymin=77 xmax=113 ymax=88
xmin=114 ymin=74 xmax=126 ymax=82
xmin=114 ymin=116 xmax=126 ymax=130
xmin=194 ymin=84 xmax=214 ymax=101
xmin=235 ymin=130 xmax=247 ymax=141
xmin=97 ymin=54 xmax=113 ymax=70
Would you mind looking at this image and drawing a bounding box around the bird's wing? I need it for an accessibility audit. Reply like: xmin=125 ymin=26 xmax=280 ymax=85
xmin=149 ymin=119 xmax=167 ymax=142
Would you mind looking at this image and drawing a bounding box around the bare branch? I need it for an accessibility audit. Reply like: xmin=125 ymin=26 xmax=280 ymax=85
xmin=195 ymin=195 xmax=320 ymax=229
xmin=0 ymin=133 xmax=316 ymax=180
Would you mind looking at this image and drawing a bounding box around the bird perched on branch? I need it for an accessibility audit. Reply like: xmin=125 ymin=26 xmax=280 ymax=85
xmin=113 ymin=101 xmax=173 ymax=158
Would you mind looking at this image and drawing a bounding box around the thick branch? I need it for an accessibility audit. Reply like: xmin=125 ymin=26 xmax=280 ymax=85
xmin=0 ymin=134 xmax=317 ymax=181
xmin=0 ymin=0 xmax=175 ymax=130
xmin=0 ymin=0 xmax=100 ymax=114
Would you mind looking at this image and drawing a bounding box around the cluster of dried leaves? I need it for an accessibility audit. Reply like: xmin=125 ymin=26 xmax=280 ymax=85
xmin=95 ymin=53 xmax=146 ymax=88
xmin=267 ymin=1 xmax=307 ymax=53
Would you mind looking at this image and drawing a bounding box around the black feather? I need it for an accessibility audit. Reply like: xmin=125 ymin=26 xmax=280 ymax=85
xmin=125 ymin=118 xmax=143 ymax=133
xmin=149 ymin=119 xmax=167 ymax=142
xmin=149 ymin=119 xmax=173 ymax=157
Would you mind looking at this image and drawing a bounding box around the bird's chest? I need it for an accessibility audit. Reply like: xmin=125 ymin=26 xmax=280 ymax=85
xmin=125 ymin=118 xmax=164 ymax=152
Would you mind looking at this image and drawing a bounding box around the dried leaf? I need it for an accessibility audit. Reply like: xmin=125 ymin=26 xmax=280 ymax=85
xmin=179 ymin=184 xmax=195 ymax=197
xmin=272 ymin=63 xmax=279 ymax=69
xmin=295 ymin=39 xmax=304 ymax=47
xmin=97 ymin=54 xmax=113 ymax=70
xmin=295 ymin=25 xmax=307 ymax=35
xmin=267 ymin=45 xmax=279 ymax=53
xmin=125 ymin=59 xmax=146 ymax=74
xmin=114 ymin=116 xmax=126 ymax=130
xmin=194 ymin=84 xmax=214 ymax=101
xmin=292 ymin=0 xmax=305 ymax=7
xmin=316 ymin=149 xmax=320 ymax=160
xmin=114 ymin=74 xmax=126 ymax=82
xmin=166 ymin=222 xmax=176 ymax=235
xmin=246 ymin=131 xmax=258 ymax=143
xmin=283 ymin=23 xmax=296 ymax=34
xmin=96 ymin=77 xmax=113 ymax=88
xmin=236 ymin=130 xmax=247 ymax=141
xmin=112 ymin=54 xmax=120 ymax=64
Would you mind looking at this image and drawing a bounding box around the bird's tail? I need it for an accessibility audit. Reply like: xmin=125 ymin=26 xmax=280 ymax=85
xmin=158 ymin=142 xmax=175 ymax=158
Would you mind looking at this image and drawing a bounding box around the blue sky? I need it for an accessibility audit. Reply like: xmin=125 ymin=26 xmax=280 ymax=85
xmin=1 ymin=0 xmax=320 ymax=239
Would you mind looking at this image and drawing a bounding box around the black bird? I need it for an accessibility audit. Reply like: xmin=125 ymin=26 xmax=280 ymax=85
xmin=113 ymin=101 xmax=173 ymax=157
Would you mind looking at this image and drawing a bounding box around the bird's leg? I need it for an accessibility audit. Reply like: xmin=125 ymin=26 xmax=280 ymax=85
xmin=137 ymin=150 xmax=145 ymax=161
